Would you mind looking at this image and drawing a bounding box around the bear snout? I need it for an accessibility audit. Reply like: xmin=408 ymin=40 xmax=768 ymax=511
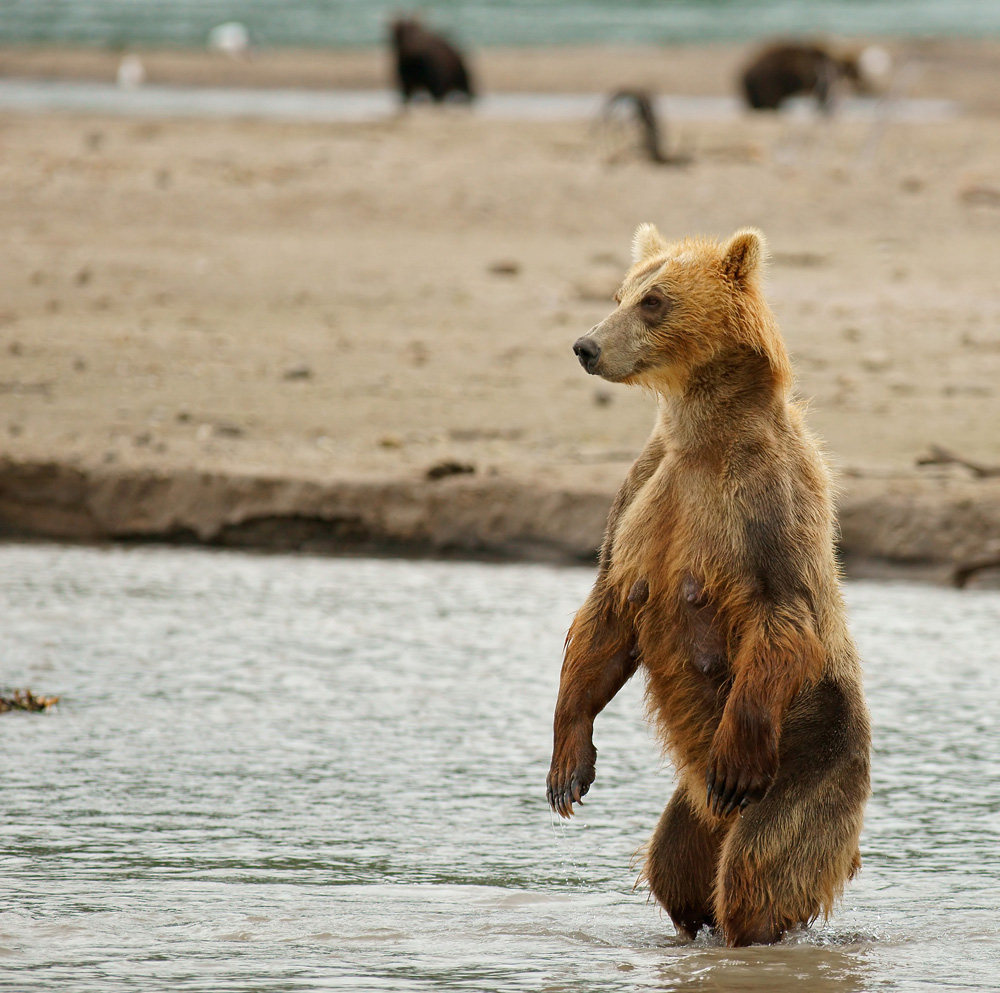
xmin=573 ymin=336 xmax=601 ymax=374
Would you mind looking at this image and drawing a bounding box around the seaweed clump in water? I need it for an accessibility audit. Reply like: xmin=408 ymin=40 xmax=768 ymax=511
xmin=0 ymin=689 xmax=59 ymax=713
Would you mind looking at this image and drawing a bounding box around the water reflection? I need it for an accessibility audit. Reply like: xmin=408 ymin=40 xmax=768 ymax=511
xmin=653 ymin=938 xmax=873 ymax=992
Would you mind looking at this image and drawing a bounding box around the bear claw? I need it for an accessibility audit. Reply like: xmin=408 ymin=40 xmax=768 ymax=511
xmin=706 ymin=765 xmax=768 ymax=817
xmin=706 ymin=771 xmax=741 ymax=817
xmin=547 ymin=771 xmax=592 ymax=818
xmin=547 ymin=737 xmax=597 ymax=818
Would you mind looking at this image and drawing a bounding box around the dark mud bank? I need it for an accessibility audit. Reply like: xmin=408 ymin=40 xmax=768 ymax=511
xmin=0 ymin=458 xmax=611 ymax=563
xmin=2 ymin=458 xmax=999 ymax=582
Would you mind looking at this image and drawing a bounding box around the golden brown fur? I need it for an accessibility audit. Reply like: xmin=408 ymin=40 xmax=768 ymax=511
xmin=546 ymin=226 xmax=870 ymax=946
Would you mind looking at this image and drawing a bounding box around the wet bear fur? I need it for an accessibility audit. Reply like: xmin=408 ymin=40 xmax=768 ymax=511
xmin=546 ymin=225 xmax=871 ymax=947
xmin=390 ymin=18 xmax=474 ymax=104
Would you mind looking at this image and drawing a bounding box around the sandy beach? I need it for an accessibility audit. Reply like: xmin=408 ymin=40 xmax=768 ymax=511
xmin=1 ymin=41 xmax=1000 ymax=578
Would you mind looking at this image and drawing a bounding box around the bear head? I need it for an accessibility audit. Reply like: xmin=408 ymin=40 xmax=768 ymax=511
xmin=573 ymin=225 xmax=789 ymax=394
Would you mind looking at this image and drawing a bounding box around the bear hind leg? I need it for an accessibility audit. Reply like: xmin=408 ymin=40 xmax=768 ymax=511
xmin=714 ymin=767 xmax=867 ymax=945
xmin=717 ymin=838 xmax=864 ymax=946
xmin=640 ymin=787 xmax=727 ymax=939
xmin=715 ymin=680 xmax=870 ymax=946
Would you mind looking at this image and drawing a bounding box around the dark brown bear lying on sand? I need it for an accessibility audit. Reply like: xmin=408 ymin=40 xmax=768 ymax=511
xmin=547 ymin=225 xmax=871 ymax=947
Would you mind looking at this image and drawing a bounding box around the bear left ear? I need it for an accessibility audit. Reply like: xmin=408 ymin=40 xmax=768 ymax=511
xmin=721 ymin=227 xmax=767 ymax=287
xmin=632 ymin=222 xmax=668 ymax=265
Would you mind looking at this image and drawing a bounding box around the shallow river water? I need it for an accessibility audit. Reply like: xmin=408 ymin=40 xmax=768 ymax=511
xmin=1 ymin=544 xmax=999 ymax=992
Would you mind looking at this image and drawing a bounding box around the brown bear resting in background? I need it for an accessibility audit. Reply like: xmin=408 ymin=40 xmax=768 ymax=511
xmin=546 ymin=226 xmax=871 ymax=947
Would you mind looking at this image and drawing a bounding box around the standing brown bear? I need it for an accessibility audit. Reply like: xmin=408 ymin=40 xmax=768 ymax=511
xmin=546 ymin=225 xmax=870 ymax=947
xmin=390 ymin=18 xmax=474 ymax=104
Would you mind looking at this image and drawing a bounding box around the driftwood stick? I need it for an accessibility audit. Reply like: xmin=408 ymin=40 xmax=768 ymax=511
xmin=600 ymin=90 xmax=691 ymax=166
xmin=916 ymin=445 xmax=1000 ymax=478
xmin=953 ymin=557 xmax=1000 ymax=589
xmin=0 ymin=689 xmax=59 ymax=713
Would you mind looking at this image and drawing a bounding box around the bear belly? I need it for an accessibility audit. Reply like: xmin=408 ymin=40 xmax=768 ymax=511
xmin=634 ymin=573 xmax=731 ymax=767
xmin=680 ymin=573 xmax=729 ymax=679
xmin=632 ymin=572 xmax=730 ymax=680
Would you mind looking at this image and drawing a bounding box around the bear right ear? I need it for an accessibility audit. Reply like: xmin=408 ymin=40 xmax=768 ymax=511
xmin=632 ymin=223 xmax=667 ymax=265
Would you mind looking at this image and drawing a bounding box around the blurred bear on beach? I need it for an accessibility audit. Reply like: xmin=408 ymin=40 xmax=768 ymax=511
xmin=390 ymin=17 xmax=475 ymax=104
xmin=740 ymin=41 xmax=890 ymax=111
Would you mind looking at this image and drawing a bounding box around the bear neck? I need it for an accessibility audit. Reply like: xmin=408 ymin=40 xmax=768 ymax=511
xmin=656 ymin=343 xmax=791 ymax=452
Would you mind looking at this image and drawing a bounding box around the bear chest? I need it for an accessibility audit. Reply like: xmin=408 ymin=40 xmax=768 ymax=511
xmin=608 ymin=460 xmax=713 ymax=586
xmin=609 ymin=466 xmax=733 ymax=682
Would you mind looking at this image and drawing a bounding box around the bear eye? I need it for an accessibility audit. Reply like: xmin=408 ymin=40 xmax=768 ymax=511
xmin=640 ymin=294 xmax=661 ymax=310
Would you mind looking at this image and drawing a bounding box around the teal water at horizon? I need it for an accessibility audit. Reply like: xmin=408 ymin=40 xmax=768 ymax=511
xmin=2 ymin=0 xmax=1000 ymax=49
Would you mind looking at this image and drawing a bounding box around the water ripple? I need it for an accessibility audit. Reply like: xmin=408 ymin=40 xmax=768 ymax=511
xmin=1 ymin=545 xmax=999 ymax=990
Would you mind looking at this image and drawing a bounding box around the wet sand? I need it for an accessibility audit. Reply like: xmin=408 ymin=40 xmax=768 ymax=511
xmin=1 ymin=42 xmax=1000 ymax=576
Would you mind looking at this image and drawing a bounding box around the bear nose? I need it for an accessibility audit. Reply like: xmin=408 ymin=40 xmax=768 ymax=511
xmin=573 ymin=336 xmax=601 ymax=373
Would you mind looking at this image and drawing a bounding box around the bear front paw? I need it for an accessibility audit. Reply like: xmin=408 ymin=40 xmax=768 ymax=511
xmin=546 ymin=740 xmax=597 ymax=819
xmin=705 ymin=735 xmax=778 ymax=818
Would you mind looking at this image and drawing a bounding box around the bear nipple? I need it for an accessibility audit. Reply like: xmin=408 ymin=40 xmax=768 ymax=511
xmin=682 ymin=573 xmax=709 ymax=609
xmin=628 ymin=578 xmax=650 ymax=606
xmin=681 ymin=574 xmax=728 ymax=679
